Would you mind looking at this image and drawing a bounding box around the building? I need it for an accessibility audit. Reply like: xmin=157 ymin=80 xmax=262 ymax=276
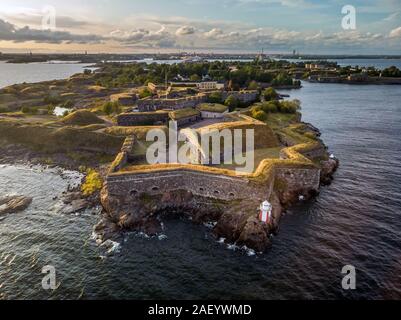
xmin=169 ymin=108 xmax=201 ymax=127
xmin=170 ymin=81 xmax=225 ymax=90
xmin=197 ymin=103 xmax=228 ymax=119
xmin=348 ymin=73 xmax=368 ymax=82
xmin=137 ymin=94 xmax=208 ymax=112
xmin=196 ymin=81 xmax=225 ymax=90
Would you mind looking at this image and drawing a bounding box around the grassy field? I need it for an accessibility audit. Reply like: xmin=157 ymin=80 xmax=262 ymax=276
xmin=0 ymin=119 xmax=124 ymax=155
xmin=197 ymin=103 xmax=228 ymax=113
xmin=215 ymin=146 xmax=283 ymax=171
xmin=169 ymin=108 xmax=200 ymax=120
xmin=59 ymin=110 xmax=105 ymax=126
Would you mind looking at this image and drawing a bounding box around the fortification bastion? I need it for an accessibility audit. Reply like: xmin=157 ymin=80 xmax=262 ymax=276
xmin=97 ymin=117 xmax=338 ymax=252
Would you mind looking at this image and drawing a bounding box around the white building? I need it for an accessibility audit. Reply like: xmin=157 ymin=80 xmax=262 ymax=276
xmin=196 ymin=81 xmax=225 ymax=90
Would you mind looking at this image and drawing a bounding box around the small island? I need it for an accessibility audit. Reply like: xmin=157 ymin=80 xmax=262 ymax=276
xmin=0 ymin=60 xmax=339 ymax=252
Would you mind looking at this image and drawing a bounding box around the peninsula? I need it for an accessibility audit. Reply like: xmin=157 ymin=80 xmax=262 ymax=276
xmin=0 ymin=60 xmax=339 ymax=252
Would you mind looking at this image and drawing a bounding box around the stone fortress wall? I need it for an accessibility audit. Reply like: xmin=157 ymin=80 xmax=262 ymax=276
xmin=117 ymin=112 xmax=169 ymax=126
xmin=137 ymin=90 xmax=259 ymax=112
xmin=105 ymin=133 xmax=322 ymax=204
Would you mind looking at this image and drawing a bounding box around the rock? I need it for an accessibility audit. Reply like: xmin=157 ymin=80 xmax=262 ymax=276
xmin=237 ymin=216 xmax=271 ymax=252
xmin=0 ymin=196 xmax=33 ymax=215
xmin=320 ymin=158 xmax=339 ymax=185
xmin=213 ymin=206 xmax=253 ymax=243
xmin=61 ymin=199 xmax=89 ymax=214
xmin=93 ymin=218 xmax=121 ymax=243
xmin=62 ymin=191 xmax=82 ymax=204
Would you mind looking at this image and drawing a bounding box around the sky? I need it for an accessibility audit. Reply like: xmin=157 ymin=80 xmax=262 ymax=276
xmin=0 ymin=0 xmax=400 ymax=54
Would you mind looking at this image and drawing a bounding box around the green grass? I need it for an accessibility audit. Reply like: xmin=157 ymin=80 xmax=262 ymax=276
xmin=197 ymin=103 xmax=228 ymax=113
xmin=265 ymin=112 xmax=300 ymax=130
xmin=216 ymin=147 xmax=282 ymax=170
xmin=59 ymin=110 xmax=105 ymax=126
xmin=104 ymin=126 xmax=167 ymax=140
xmin=169 ymin=108 xmax=200 ymax=120
xmin=0 ymin=119 xmax=124 ymax=154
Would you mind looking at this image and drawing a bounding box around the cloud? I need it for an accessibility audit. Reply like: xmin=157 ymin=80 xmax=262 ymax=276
xmin=389 ymin=26 xmax=401 ymax=38
xmin=0 ymin=19 xmax=102 ymax=44
xmin=204 ymin=28 xmax=225 ymax=39
xmin=111 ymin=26 xmax=176 ymax=48
xmin=3 ymin=13 xmax=89 ymax=29
xmin=175 ymin=26 xmax=196 ymax=36
xmin=383 ymin=11 xmax=400 ymax=21
xmin=230 ymin=0 xmax=310 ymax=8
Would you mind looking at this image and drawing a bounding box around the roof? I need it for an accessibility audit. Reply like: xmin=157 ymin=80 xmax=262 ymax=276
xmin=197 ymin=103 xmax=228 ymax=113
xmin=169 ymin=108 xmax=200 ymax=120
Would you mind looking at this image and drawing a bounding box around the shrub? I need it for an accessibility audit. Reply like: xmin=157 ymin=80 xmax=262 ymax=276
xmin=139 ymin=87 xmax=152 ymax=99
xmin=279 ymin=100 xmax=301 ymax=114
xmin=248 ymin=80 xmax=259 ymax=90
xmin=102 ymin=101 xmax=121 ymax=115
xmin=81 ymin=169 xmax=103 ymax=196
xmin=382 ymin=66 xmax=401 ymax=78
xmin=208 ymin=92 xmax=223 ymax=104
xmin=252 ymin=110 xmax=267 ymax=121
xmin=263 ymin=87 xmax=279 ymax=101
xmin=224 ymin=95 xmax=240 ymax=111
xmin=261 ymin=101 xmax=279 ymax=113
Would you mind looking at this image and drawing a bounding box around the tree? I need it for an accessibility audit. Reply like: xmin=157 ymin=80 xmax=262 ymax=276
xmin=208 ymin=92 xmax=222 ymax=103
xmin=382 ymin=66 xmax=401 ymax=78
xmin=248 ymin=80 xmax=259 ymax=90
xmin=190 ymin=74 xmax=201 ymax=81
xmin=224 ymin=95 xmax=240 ymax=111
xmin=261 ymin=101 xmax=278 ymax=113
xmin=278 ymin=100 xmax=301 ymax=114
xmin=263 ymin=87 xmax=279 ymax=101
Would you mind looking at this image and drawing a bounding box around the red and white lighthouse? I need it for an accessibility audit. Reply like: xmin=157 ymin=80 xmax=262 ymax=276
xmin=259 ymin=200 xmax=273 ymax=224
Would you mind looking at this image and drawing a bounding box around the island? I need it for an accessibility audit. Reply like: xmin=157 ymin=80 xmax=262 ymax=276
xmin=0 ymin=60 xmax=339 ymax=252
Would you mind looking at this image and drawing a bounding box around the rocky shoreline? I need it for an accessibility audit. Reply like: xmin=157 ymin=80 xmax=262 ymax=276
xmin=94 ymin=121 xmax=339 ymax=253
xmin=0 ymin=125 xmax=339 ymax=254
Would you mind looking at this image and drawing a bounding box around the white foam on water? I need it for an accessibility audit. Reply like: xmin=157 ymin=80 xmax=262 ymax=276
xmin=100 ymin=240 xmax=121 ymax=255
xmin=203 ymin=221 xmax=217 ymax=229
xmin=217 ymin=238 xmax=226 ymax=244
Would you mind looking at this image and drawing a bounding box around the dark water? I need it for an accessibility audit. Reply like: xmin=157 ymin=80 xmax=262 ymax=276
xmin=0 ymin=61 xmax=95 ymax=88
xmin=1 ymin=82 xmax=401 ymax=299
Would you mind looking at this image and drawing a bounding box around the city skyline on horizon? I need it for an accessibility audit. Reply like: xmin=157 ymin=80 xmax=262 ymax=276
xmin=0 ymin=0 xmax=400 ymax=55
